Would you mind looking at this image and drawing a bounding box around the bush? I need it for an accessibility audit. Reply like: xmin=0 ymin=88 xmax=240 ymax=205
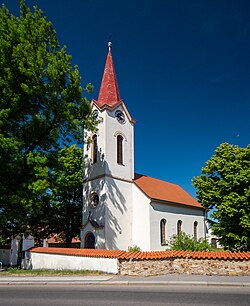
xmin=128 ymin=245 xmax=141 ymax=252
xmin=169 ymin=232 xmax=213 ymax=251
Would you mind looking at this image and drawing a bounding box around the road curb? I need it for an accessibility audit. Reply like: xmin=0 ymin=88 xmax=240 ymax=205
xmin=0 ymin=280 xmax=249 ymax=287
xmin=104 ymin=281 xmax=250 ymax=287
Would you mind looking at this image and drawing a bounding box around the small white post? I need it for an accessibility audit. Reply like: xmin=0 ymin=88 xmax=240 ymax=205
xmin=43 ymin=239 xmax=48 ymax=247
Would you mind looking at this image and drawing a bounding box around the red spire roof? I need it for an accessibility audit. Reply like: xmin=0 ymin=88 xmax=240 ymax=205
xmin=95 ymin=43 xmax=121 ymax=108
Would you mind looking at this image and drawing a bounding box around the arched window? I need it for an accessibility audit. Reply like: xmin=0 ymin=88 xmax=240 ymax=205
xmin=117 ymin=135 xmax=123 ymax=165
xmin=84 ymin=232 xmax=95 ymax=249
xmin=177 ymin=220 xmax=182 ymax=236
xmin=160 ymin=219 xmax=167 ymax=245
xmin=194 ymin=221 xmax=198 ymax=241
xmin=92 ymin=134 xmax=97 ymax=164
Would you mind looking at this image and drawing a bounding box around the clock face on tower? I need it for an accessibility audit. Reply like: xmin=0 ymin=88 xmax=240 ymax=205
xmin=115 ymin=110 xmax=125 ymax=124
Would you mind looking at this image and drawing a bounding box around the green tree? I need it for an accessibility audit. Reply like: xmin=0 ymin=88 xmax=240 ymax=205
xmin=193 ymin=143 xmax=250 ymax=251
xmin=0 ymin=0 xmax=95 ymax=242
xmin=0 ymin=234 xmax=5 ymax=246
xmin=49 ymin=145 xmax=83 ymax=247
xmin=169 ymin=232 xmax=212 ymax=251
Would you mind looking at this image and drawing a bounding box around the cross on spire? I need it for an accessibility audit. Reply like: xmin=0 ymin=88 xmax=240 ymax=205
xmin=108 ymin=41 xmax=112 ymax=51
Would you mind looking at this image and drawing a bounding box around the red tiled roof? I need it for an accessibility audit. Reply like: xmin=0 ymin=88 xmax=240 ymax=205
xmin=47 ymin=236 xmax=80 ymax=244
xmin=134 ymin=174 xmax=203 ymax=209
xmin=30 ymin=247 xmax=250 ymax=261
xmin=94 ymin=48 xmax=121 ymax=109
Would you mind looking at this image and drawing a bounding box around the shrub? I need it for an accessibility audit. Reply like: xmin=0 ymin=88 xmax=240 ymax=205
xmin=169 ymin=232 xmax=213 ymax=251
xmin=128 ymin=245 xmax=141 ymax=252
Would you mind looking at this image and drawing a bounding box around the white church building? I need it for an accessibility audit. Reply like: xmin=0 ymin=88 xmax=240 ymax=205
xmin=80 ymin=43 xmax=206 ymax=251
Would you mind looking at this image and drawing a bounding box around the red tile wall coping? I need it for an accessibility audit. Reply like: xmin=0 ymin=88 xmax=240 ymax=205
xmin=30 ymin=247 xmax=250 ymax=261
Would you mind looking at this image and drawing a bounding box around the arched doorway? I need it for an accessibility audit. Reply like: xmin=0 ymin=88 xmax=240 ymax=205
xmin=84 ymin=232 xmax=95 ymax=249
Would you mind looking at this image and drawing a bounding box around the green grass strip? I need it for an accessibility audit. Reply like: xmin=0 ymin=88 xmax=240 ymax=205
xmin=0 ymin=268 xmax=103 ymax=276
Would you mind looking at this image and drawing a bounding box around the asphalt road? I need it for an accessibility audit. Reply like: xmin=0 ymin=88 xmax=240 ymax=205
xmin=0 ymin=285 xmax=249 ymax=306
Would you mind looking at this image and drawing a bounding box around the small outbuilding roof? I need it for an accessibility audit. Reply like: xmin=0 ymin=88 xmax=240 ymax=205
xmin=133 ymin=173 xmax=203 ymax=209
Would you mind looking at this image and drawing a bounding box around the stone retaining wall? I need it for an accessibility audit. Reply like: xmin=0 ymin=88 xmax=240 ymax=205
xmin=118 ymin=258 xmax=250 ymax=276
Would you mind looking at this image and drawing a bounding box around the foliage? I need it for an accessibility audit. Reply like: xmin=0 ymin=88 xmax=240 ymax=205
xmin=25 ymin=145 xmax=84 ymax=246
xmin=0 ymin=235 xmax=5 ymax=246
xmin=128 ymin=245 xmax=142 ymax=252
xmin=0 ymin=0 xmax=96 ymax=242
xmin=49 ymin=145 xmax=83 ymax=246
xmin=193 ymin=143 xmax=250 ymax=251
xmin=169 ymin=232 xmax=213 ymax=251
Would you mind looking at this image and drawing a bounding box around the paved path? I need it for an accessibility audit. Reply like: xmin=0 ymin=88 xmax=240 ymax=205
xmin=0 ymin=274 xmax=250 ymax=286
xmin=108 ymin=274 xmax=250 ymax=287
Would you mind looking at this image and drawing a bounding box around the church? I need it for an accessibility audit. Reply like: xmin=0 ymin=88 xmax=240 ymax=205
xmin=80 ymin=43 xmax=206 ymax=251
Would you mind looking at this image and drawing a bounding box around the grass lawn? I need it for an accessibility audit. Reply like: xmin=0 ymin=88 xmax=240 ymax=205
xmin=0 ymin=268 xmax=103 ymax=276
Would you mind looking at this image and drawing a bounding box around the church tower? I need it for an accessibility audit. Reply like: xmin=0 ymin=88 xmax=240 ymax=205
xmin=80 ymin=42 xmax=135 ymax=250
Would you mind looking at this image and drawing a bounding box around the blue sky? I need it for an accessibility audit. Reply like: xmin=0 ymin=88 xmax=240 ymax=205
xmin=5 ymin=0 xmax=250 ymax=198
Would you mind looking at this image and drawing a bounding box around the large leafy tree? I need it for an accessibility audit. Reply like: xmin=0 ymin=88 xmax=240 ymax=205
xmin=0 ymin=1 xmax=95 ymax=242
xmin=193 ymin=143 xmax=250 ymax=251
xmin=49 ymin=145 xmax=83 ymax=247
xmin=27 ymin=145 xmax=84 ymax=246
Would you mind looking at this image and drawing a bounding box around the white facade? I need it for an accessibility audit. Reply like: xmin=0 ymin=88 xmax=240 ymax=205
xmin=132 ymin=184 xmax=205 ymax=251
xmin=81 ymin=102 xmax=135 ymax=250
xmin=149 ymin=201 xmax=205 ymax=250
xmin=80 ymin=46 xmax=205 ymax=251
xmin=23 ymin=251 xmax=118 ymax=274
xmin=132 ymin=183 xmax=151 ymax=250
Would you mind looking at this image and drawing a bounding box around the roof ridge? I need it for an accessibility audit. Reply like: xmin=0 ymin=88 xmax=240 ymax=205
xmin=134 ymin=173 xmax=178 ymax=187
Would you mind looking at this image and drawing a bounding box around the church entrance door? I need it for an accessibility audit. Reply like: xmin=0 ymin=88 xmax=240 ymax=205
xmin=84 ymin=232 xmax=95 ymax=249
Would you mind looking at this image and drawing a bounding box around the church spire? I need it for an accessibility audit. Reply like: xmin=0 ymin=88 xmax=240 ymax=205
xmin=95 ymin=41 xmax=121 ymax=109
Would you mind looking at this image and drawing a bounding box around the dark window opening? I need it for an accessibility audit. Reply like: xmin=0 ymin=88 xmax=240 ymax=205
xmin=194 ymin=221 xmax=198 ymax=241
xmin=92 ymin=134 xmax=97 ymax=164
xmin=177 ymin=220 xmax=182 ymax=236
xmin=117 ymin=135 xmax=123 ymax=165
xmin=160 ymin=219 xmax=167 ymax=245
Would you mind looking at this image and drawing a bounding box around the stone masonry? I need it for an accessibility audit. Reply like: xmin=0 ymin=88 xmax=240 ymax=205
xmin=118 ymin=258 xmax=250 ymax=276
